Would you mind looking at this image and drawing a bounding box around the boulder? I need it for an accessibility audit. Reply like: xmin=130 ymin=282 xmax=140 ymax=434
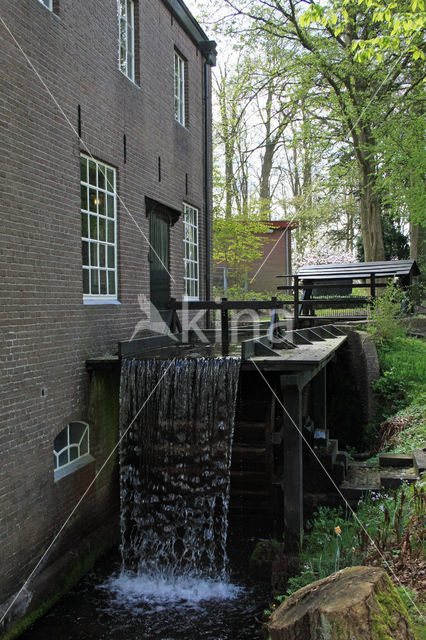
xmin=268 ymin=566 xmax=414 ymax=640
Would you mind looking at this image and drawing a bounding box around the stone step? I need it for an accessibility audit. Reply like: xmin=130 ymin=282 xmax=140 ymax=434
xmin=413 ymin=449 xmax=426 ymax=475
xmin=341 ymin=460 xmax=420 ymax=496
xmin=380 ymin=467 xmax=419 ymax=490
xmin=379 ymin=453 xmax=414 ymax=468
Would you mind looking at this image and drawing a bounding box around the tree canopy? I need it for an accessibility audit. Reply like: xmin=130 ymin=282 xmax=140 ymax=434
xmin=196 ymin=0 xmax=425 ymax=281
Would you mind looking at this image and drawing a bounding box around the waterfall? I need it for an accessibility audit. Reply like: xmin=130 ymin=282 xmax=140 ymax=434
xmin=119 ymin=357 xmax=240 ymax=583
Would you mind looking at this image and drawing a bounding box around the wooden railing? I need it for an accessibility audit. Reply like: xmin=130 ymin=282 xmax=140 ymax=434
xmin=164 ymin=276 xmax=383 ymax=354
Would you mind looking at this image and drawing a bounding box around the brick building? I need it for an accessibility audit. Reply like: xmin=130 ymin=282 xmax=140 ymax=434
xmin=214 ymin=220 xmax=296 ymax=293
xmin=247 ymin=221 xmax=296 ymax=293
xmin=0 ymin=0 xmax=215 ymax=631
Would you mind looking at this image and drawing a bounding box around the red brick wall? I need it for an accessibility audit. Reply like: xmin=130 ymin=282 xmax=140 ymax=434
xmin=248 ymin=227 xmax=293 ymax=293
xmin=0 ymin=0 xmax=211 ymax=608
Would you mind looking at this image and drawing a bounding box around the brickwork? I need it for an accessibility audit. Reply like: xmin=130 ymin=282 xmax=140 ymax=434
xmin=0 ymin=0 xmax=213 ymax=621
xmin=247 ymin=225 xmax=293 ymax=294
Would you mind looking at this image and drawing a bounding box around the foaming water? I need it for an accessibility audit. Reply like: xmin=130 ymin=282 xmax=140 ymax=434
xmin=104 ymin=572 xmax=244 ymax=610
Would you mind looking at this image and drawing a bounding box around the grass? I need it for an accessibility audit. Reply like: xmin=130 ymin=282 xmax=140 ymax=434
xmin=374 ymin=336 xmax=426 ymax=450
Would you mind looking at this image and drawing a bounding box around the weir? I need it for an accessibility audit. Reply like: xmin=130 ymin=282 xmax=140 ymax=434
xmin=119 ymin=356 xmax=241 ymax=581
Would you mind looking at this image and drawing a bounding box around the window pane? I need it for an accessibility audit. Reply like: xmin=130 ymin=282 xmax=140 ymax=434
xmin=98 ymin=193 xmax=106 ymax=216
xmin=58 ymin=450 xmax=69 ymax=467
xmin=107 ymin=246 xmax=115 ymax=268
xmin=80 ymin=431 xmax=89 ymax=456
xmin=99 ymin=217 xmax=106 ymax=242
xmin=108 ymin=270 xmax=116 ymax=295
xmin=81 ymin=214 xmax=88 ymax=239
xmin=107 ymin=220 xmax=114 ymax=243
xmin=100 ymin=270 xmax=107 ymax=294
xmin=99 ymin=244 xmax=106 ymax=267
xmin=82 ymin=241 xmax=89 ymax=266
xmin=91 ymin=269 xmax=99 ymax=294
xmin=54 ymin=428 xmax=68 ymax=453
xmin=106 ymin=194 xmax=114 ymax=218
xmin=98 ymin=166 xmax=105 ymax=190
xmin=81 ymin=185 xmax=88 ymax=211
xmin=69 ymin=422 xmax=86 ymax=442
xmin=106 ymin=169 xmax=114 ymax=192
xmin=120 ymin=45 xmax=126 ymax=73
xmin=83 ymin=269 xmax=90 ymax=294
xmin=89 ymin=189 xmax=97 ymax=213
xmin=80 ymin=156 xmax=88 ymax=183
xmin=69 ymin=446 xmax=79 ymax=462
xmin=89 ymin=215 xmax=97 ymax=240
xmin=88 ymin=160 xmax=97 ymax=186
xmin=90 ymin=242 xmax=98 ymax=267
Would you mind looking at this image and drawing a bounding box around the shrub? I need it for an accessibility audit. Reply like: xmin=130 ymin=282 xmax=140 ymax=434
xmin=367 ymin=282 xmax=406 ymax=344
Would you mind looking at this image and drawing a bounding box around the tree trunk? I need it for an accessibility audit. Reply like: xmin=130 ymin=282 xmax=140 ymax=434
xmin=355 ymin=129 xmax=385 ymax=262
xmin=268 ymin=566 xmax=414 ymax=640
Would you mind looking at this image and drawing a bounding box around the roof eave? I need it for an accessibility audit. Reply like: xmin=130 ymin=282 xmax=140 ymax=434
xmin=161 ymin=0 xmax=217 ymax=65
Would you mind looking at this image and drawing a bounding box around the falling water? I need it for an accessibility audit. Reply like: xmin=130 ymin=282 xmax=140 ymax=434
xmin=115 ymin=356 xmax=241 ymax=603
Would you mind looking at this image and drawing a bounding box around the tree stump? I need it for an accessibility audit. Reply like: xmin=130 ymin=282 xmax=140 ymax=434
xmin=268 ymin=566 xmax=415 ymax=640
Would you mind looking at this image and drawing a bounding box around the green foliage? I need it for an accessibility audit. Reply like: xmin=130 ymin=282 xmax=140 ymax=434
xmin=367 ymin=283 xmax=407 ymax=344
xmin=373 ymin=368 xmax=409 ymax=418
xmin=376 ymin=337 xmax=426 ymax=402
xmin=396 ymin=586 xmax=426 ymax=638
xmin=213 ymin=216 xmax=273 ymax=286
xmin=301 ymin=0 xmax=426 ymax=61
xmin=282 ymin=480 xmax=426 ymax=603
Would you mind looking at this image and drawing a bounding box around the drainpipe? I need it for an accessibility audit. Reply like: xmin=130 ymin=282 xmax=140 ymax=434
xmin=200 ymin=41 xmax=216 ymax=329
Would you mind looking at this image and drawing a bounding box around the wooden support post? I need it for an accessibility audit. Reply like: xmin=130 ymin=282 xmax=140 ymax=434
xmin=293 ymin=275 xmax=299 ymax=329
xmin=280 ymin=380 xmax=303 ymax=553
xmin=370 ymin=273 xmax=376 ymax=300
xmin=221 ymin=297 xmax=229 ymax=357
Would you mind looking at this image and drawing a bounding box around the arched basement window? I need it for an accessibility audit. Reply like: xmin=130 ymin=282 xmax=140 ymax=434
xmin=53 ymin=422 xmax=92 ymax=481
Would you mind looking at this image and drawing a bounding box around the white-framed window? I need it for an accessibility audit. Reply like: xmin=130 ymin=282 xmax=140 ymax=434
xmin=37 ymin=0 xmax=53 ymax=10
xmin=118 ymin=0 xmax=135 ymax=82
xmin=174 ymin=51 xmax=186 ymax=126
xmin=183 ymin=203 xmax=199 ymax=299
xmin=54 ymin=422 xmax=92 ymax=480
xmin=80 ymin=155 xmax=118 ymax=301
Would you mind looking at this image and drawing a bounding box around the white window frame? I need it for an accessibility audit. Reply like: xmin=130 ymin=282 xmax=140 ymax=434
xmin=183 ymin=203 xmax=199 ymax=300
xmin=80 ymin=154 xmax=118 ymax=302
xmin=53 ymin=422 xmax=93 ymax=481
xmin=118 ymin=0 xmax=135 ymax=82
xmin=37 ymin=0 xmax=53 ymax=10
xmin=174 ymin=51 xmax=186 ymax=126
